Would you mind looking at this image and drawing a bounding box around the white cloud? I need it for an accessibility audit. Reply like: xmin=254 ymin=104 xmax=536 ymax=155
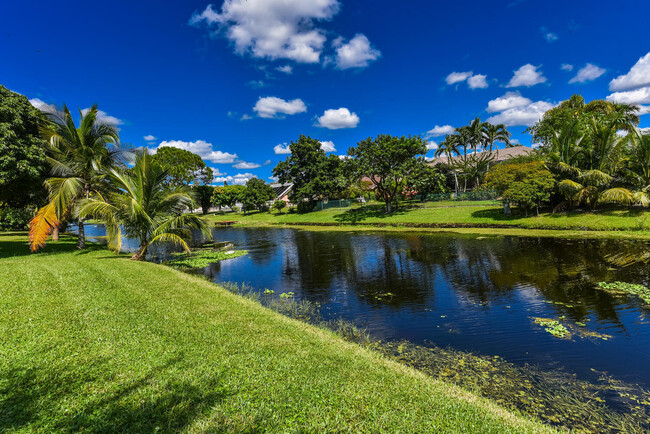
xmin=333 ymin=34 xmax=380 ymax=69
xmin=606 ymin=87 xmax=650 ymax=105
xmin=426 ymin=140 xmax=438 ymax=150
xmin=143 ymin=134 xmax=156 ymax=141
xmin=486 ymin=100 xmax=556 ymax=127
xmin=561 ymin=63 xmax=574 ymax=72
xmin=319 ymin=140 xmax=336 ymax=152
xmin=247 ymin=80 xmax=265 ymax=88
xmin=189 ymin=0 xmax=339 ymax=63
xmin=253 ymin=96 xmax=307 ymax=118
xmin=569 ymin=63 xmax=606 ymax=84
xmin=467 ymin=74 xmax=488 ymax=89
xmin=609 ymin=52 xmax=650 ymax=91
xmin=316 ymin=107 xmax=359 ymax=129
xmin=274 ymin=143 xmax=291 ymax=154
xmin=506 ymin=64 xmax=547 ymax=88
xmin=425 ymin=125 xmax=455 ymax=137
xmin=486 ymin=91 xmax=533 ymax=113
xmin=240 ymin=114 xmax=253 ymax=120
xmin=263 ymin=159 xmax=272 ymax=165
xmin=544 ymin=32 xmax=558 ymax=42
xmin=637 ymin=106 xmax=650 ymax=115
xmin=446 ymin=71 xmax=472 ymax=85
xmin=276 ymin=65 xmax=293 ymax=74
xmin=29 ymin=98 xmax=57 ymax=113
xmin=80 ymin=108 xmax=124 ymax=127
xmin=233 ymin=161 xmax=261 ymax=169
xmin=156 ymin=140 xmax=238 ymax=164
xmin=268 ymin=175 xmax=280 ymax=182
xmin=213 ymin=173 xmax=256 ymax=185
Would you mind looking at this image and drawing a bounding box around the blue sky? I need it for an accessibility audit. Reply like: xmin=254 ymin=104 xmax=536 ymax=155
xmin=3 ymin=0 xmax=650 ymax=184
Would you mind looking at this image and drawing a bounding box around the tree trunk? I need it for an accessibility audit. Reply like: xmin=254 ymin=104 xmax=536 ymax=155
xmin=51 ymin=226 xmax=60 ymax=241
xmin=386 ymin=199 xmax=392 ymax=214
xmin=77 ymin=220 xmax=85 ymax=250
xmin=453 ymin=172 xmax=459 ymax=194
xmin=131 ymin=243 xmax=147 ymax=261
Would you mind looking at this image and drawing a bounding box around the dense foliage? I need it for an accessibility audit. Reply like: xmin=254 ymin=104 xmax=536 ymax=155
xmin=272 ymin=136 xmax=344 ymax=212
xmin=241 ymin=178 xmax=275 ymax=213
xmin=193 ymin=185 xmax=214 ymax=214
xmin=484 ymin=161 xmax=556 ymax=215
xmin=151 ymin=146 xmax=213 ymax=188
xmin=212 ymin=185 xmax=246 ymax=210
xmin=0 ymin=85 xmax=47 ymax=208
xmin=346 ymin=135 xmax=427 ymax=213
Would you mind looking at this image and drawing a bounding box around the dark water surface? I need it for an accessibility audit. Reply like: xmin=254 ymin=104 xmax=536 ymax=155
xmin=80 ymin=225 xmax=650 ymax=388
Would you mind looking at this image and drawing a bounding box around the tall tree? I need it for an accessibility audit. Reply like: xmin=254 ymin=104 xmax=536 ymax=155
xmin=272 ymin=135 xmax=344 ymax=212
xmin=347 ymin=135 xmax=427 ymax=213
xmin=77 ymin=149 xmax=211 ymax=260
xmin=241 ymin=178 xmax=275 ymax=213
xmin=30 ymin=105 xmax=121 ymax=251
xmin=150 ymin=146 xmax=213 ymax=188
xmin=212 ymin=185 xmax=246 ymax=211
xmin=0 ymin=85 xmax=48 ymax=208
xmin=193 ymin=185 xmax=214 ymax=214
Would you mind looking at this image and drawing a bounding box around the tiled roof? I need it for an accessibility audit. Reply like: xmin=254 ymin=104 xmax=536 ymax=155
xmin=428 ymin=146 xmax=534 ymax=166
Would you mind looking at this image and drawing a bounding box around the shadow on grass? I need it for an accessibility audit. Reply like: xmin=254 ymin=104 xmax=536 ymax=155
xmin=333 ymin=204 xmax=413 ymax=224
xmin=0 ymin=233 xmax=105 ymax=260
xmin=0 ymin=356 xmax=233 ymax=432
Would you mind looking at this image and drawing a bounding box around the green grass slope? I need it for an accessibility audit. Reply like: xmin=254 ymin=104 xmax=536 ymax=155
xmin=0 ymin=233 xmax=549 ymax=432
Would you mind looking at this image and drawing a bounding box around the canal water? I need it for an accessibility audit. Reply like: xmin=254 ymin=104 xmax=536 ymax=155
xmin=79 ymin=224 xmax=650 ymax=389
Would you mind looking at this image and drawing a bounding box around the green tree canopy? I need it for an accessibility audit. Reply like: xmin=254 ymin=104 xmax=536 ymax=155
xmin=272 ymin=135 xmax=344 ymax=212
xmin=346 ymin=134 xmax=427 ymax=213
xmin=484 ymin=161 xmax=556 ymax=215
xmin=404 ymin=163 xmax=448 ymax=200
xmin=0 ymin=85 xmax=48 ymax=207
xmin=193 ymin=185 xmax=214 ymax=214
xmin=151 ymin=146 xmax=213 ymax=188
xmin=242 ymin=178 xmax=274 ymax=213
xmin=212 ymin=185 xmax=246 ymax=210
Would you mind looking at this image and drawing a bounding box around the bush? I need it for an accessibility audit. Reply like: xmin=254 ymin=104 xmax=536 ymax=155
xmin=0 ymin=207 xmax=34 ymax=230
xmin=273 ymin=200 xmax=287 ymax=213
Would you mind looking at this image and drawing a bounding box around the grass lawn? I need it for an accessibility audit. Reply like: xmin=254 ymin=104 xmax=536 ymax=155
xmin=204 ymin=202 xmax=650 ymax=239
xmin=0 ymin=233 xmax=548 ymax=433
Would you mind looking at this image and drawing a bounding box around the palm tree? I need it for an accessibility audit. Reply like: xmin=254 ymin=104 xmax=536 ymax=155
xmin=29 ymin=105 xmax=121 ymax=251
xmin=434 ymin=136 xmax=460 ymax=193
xmin=77 ymin=149 xmax=212 ymax=260
xmin=482 ymin=122 xmax=511 ymax=159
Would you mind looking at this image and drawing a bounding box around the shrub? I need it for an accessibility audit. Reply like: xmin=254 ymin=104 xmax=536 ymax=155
xmin=0 ymin=206 xmax=34 ymax=230
xmin=273 ymin=200 xmax=287 ymax=213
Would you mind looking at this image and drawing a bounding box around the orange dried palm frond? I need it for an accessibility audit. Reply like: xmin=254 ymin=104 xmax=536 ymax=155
xmin=29 ymin=202 xmax=59 ymax=252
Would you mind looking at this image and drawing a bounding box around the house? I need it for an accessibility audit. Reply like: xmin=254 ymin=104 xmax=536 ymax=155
xmin=270 ymin=183 xmax=293 ymax=203
xmin=428 ymin=145 xmax=534 ymax=167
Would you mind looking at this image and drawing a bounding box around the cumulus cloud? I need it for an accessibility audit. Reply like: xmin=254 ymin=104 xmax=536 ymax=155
xmin=506 ymin=64 xmax=547 ymax=88
xmin=263 ymin=159 xmax=272 ymax=165
xmin=561 ymin=63 xmax=574 ymax=72
xmin=486 ymin=91 xmax=533 ymax=113
xmin=144 ymin=134 xmax=156 ymax=142
xmin=156 ymin=140 xmax=238 ymax=164
xmin=29 ymin=98 xmax=57 ymax=113
xmin=445 ymin=71 xmax=473 ymax=85
xmin=425 ymin=125 xmax=455 ymax=137
xmin=319 ymin=140 xmax=336 ymax=152
xmin=189 ymin=0 xmax=339 ymax=63
xmin=467 ymin=74 xmax=488 ymax=89
xmin=426 ymin=141 xmax=438 ymax=150
xmin=233 ymin=161 xmax=261 ymax=169
xmin=80 ymin=108 xmax=124 ymax=127
xmin=276 ymin=65 xmax=293 ymax=74
xmin=316 ymin=107 xmax=359 ymax=129
xmin=274 ymin=143 xmax=291 ymax=154
xmin=333 ymin=34 xmax=380 ymax=69
xmin=486 ymin=100 xmax=556 ymax=127
xmin=609 ymin=52 xmax=650 ymax=91
xmin=569 ymin=63 xmax=606 ymax=84
xmin=214 ymin=173 xmax=257 ymax=185
xmin=253 ymin=96 xmax=307 ymax=118
xmin=606 ymin=87 xmax=650 ymax=105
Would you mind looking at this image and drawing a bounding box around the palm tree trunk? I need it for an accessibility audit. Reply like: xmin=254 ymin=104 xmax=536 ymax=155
xmin=52 ymin=226 xmax=59 ymax=241
xmin=131 ymin=241 xmax=147 ymax=261
xmin=76 ymin=220 xmax=85 ymax=250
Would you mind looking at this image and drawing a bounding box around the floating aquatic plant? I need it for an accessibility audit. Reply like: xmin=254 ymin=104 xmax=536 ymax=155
xmin=166 ymin=249 xmax=248 ymax=268
xmin=533 ymin=317 xmax=571 ymax=338
xmin=596 ymin=281 xmax=650 ymax=305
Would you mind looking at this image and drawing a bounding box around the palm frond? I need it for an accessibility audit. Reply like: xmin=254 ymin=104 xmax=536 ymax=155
xmin=580 ymin=170 xmax=613 ymax=187
xmin=599 ymin=188 xmax=634 ymax=205
xmin=77 ymin=198 xmax=123 ymax=253
xmin=148 ymin=232 xmax=191 ymax=253
xmin=45 ymin=177 xmax=84 ymax=219
xmin=29 ymin=202 xmax=58 ymax=252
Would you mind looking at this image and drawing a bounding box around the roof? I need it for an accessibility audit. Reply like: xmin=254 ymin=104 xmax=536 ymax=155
xmin=428 ymin=146 xmax=534 ymax=166
xmin=270 ymin=183 xmax=293 ymax=199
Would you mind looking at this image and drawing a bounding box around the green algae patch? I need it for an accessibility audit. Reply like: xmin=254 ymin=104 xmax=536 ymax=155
xmin=166 ymin=249 xmax=248 ymax=268
xmin=597 ymin=281 xmax=650 ymax=305
xmin=533 ymin=317 xmax=571 ymax=338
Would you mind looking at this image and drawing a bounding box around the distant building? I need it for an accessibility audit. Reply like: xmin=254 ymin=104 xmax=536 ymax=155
xmin=428 ymin=145 xmax=534 ymax=167
xmin=270 ymin=183 xmax=293 ymax=203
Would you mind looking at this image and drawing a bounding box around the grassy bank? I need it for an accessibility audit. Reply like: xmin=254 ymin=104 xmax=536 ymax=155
xmin=0 ymin=233 xmax=547 ymax=433
xmin=205 ymin=202 xmax=650 ymax=239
